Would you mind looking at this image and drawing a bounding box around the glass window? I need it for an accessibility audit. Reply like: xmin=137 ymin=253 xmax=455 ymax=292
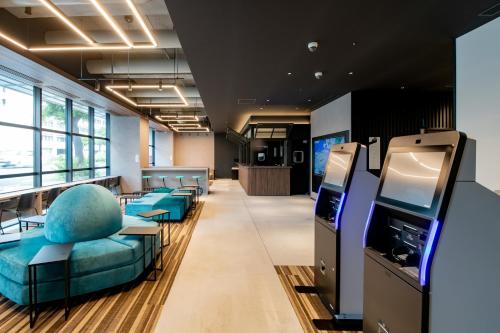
xmin=73 ymin=170 xmax=89 ymax=181
xmin=149 ymin=128 xmax=155 ymax=166
xmin=72 ymin=136 xmax=90 ymax=169
xmin=72 ymin=103 xmax=89 ymax=135
xmin=95 ymin=139 xmax=107 ymax=167
xmin=95 ymin=168 xmax=107 ymax=178
xmin=94 ymin=109 xmax=107 ymax=138
xmin=42 ymin=172 xmax=67 ymax=186
xmin=0 ymin=77 xmax=33 ymax=126
xmin=42 ymin=132 xmax=66 ymax=171
xmin=0 ymin=125 xmax=34 ymax=176
xmin=42 ymin=92 xmax=66 ymax=131
xmin=0 ymin=176 xmax=33 ymax=193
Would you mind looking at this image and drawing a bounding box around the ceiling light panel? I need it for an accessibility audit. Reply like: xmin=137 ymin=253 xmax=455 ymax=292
xmin=106 ymin=84 xmax=189 ymax=108
xmin=1 ymin=0 xmax=158 ymax=52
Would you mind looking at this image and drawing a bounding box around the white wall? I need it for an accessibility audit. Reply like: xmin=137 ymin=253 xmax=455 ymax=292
xmin=174 ymin=133 xmax=215 ymax=171
xmin=110 ymin=115 xmax=149 ymax=193
xmin=456 ymin=17 xmax=500 ymax=192
xmin=311 ymin=92 xmax=351 ymax=139
xmin=155 ymin=131 xmax=174 ymax=166
xmin=310 ymin=93 xmax=352 ymax=195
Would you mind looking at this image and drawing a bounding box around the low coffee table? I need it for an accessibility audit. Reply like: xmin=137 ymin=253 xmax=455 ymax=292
xmin=137 ymin=209 xmax=171 ymax=250
xmin=179 ymin=186 xmax=199 ymax=208
xmin=119 ymin=226 xmax=162 ymax=281
xmin=120 ymin=194 xmax=142 ymax=206
xmin=28 ymin=243 xmax=74 ymax=328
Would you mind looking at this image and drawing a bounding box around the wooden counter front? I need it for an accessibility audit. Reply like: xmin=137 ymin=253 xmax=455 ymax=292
xmin=238 ymin=164 xmax=291 ymax=196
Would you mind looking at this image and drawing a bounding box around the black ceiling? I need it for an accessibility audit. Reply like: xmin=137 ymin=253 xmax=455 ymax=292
xmin=164 ymin=0 xmax=499 ymax=132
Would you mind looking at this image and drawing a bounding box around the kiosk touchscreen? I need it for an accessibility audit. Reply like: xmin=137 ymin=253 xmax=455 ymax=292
xmin=314 ymin=143 xmax=379 ymax=329
xmin=363 ymin=131 xmax=500 ymax=333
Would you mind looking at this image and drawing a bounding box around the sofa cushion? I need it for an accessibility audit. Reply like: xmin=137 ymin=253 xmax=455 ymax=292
xmin=45 ymin=184 xmax=122 ymax=243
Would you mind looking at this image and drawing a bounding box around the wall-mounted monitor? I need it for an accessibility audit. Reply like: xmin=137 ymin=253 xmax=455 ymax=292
xmin=312 ymin=131 xmax=349 ymax=192
xmin=323 ymin=151 xmax=352 ymax=188
xmin=379 ymin=151 xmax=447 ymax=210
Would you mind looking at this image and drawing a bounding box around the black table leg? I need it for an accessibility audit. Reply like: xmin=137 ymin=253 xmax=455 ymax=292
xmin=152 ymin=235 xmax=156 ymax=281
xmin=64 ymin=260 xmax=70 ymax=320
xmin=34 ymin=266 xmax=37 ymax=316
xmin=29 ymin=266 xmax=33 ymax=328
xmin=168 ymin=212 xmax=171 ymax=246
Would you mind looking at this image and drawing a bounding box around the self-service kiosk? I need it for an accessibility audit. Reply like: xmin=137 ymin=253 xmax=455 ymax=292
xmin=314 ymin=143 xmax=379 ymax=329
xmin=363 ymin=131 xmax=500 ymax=333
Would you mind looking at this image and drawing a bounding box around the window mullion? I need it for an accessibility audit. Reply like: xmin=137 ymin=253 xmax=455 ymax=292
xmin=66 ymin=98 xmax=73 ymax=183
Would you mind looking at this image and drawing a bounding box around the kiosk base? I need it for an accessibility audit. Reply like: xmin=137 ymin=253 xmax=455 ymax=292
xmin=313 ymin=317 xmax=362 ymax=331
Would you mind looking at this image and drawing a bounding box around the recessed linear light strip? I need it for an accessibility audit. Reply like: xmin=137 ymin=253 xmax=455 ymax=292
xmin=0 ymin=32 xmax=28 ymax=50
xmin=157 ymin=115 xmax=199 ymax=120
xmin=125 ymin=0 xmax=157 ymax=47
xmin=106 ymin=84 xmax=189 ymax=108
xmin=38 ymin=0 xmax=94 ymax=44
xmin=89 ymin=0 xmax=133 ymax=47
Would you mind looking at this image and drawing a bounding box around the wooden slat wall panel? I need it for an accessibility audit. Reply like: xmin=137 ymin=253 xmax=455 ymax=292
xmin=351 ymin=91 xmax=454 ymax=176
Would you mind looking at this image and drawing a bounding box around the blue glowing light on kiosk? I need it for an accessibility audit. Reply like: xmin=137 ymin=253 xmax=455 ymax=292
xmin=419 ymin=219 xmax=441 ymax=286
xmin=334 ymin=192 xmax=346 ymax=230
xmin=363 ymin=201 xmax=376 ymax=248
xmin=314 ymin=185 xmax=322 ymax=212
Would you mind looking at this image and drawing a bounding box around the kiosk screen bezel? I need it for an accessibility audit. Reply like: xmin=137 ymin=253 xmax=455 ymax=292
xmin=376 ymin=145 xmax=454 ymax=217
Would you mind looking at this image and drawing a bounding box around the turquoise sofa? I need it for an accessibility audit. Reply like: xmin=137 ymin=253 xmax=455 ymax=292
xmin=125 ymin=192 xmax=191 ymax=221
xmin=0 ymin=215 xmax=160 ymax=305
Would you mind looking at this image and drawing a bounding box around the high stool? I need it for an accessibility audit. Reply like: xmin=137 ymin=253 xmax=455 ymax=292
xmin=158 ymin=175 xmax=169 ymax=188
xmin=192 ymin=176 xmax=204 ymax=195
xmin=142 ymin=175 xmax=153 ymax=192
xmin=176 ymin=175 xmax=185 ymax=188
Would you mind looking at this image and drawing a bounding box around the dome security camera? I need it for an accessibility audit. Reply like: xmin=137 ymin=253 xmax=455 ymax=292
xmin=314 ymin=71 xmax=323 ymax=80
xmin=307 ymin=41 xmax=319 ymax=52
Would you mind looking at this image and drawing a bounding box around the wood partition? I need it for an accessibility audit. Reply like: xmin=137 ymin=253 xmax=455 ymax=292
xmin=238 ymin=164 xmax=291 ymax=196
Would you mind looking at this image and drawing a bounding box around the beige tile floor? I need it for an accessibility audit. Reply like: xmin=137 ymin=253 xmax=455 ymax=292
xmin=154 ymin=179 xmax=314 ymax=333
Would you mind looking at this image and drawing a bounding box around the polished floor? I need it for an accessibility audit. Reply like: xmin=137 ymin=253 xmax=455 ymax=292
xmin=155 ymin=179 xmax=315 ymax=333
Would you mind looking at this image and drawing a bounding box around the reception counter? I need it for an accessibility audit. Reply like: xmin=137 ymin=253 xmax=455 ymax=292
xmin=238 ymin=164 xmax=291 ymax=196
xmin=142 ymin=167 xmax=210 ymax=195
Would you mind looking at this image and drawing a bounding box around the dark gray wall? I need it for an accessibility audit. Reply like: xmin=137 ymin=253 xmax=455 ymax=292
xmin=214 ymin=133 xmax=239 ymax=179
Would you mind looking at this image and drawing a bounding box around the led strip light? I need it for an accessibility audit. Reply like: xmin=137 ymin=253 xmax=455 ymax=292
xmin=106 ymin=84 xmax=189 ymax=108
xmin=0 ymin=0 xmax=157 ymax=52
xmin=38 ymin=0 xmax=94 ymax=44
xmin=89 ymin=0 xmax=132 ymax=47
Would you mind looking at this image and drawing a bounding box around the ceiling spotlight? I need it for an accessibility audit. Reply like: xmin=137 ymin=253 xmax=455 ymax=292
xmin=352 ymin=42 xmax=357 ymax=46
xmin=266 ymin=98 xmax=270 ymax=102
xmin=348 ymin=71 xmax=354 ymax=75
xmin=128 ymin=82 xmax=132 ymax=92
xmin=307 ymin=41 xmax=318 ymax=52
xmin=158 ymin=81 xmax=163 ymax=92
xmin=400 ymin=85 xmax=405 ymax=90
xmin=287 ymin=72 xmax=292 ymax=76
xmin=314 ymin=71 xmax=323 ymax=80
xmin=94 ymin=80 xmax=100 ymax=92
xmin=307 ymin=98 xmax=312 ymax=102
xmin=259 ymin=107 xmax=264 ymax=110
xmin=24 ymin=7 xmax=32 ymax=15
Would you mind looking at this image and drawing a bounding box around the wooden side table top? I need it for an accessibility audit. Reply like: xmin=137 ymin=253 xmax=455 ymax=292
xmin=29 ymin=243 xmax=74 ymax=266
xmin=119 ymin=226 xmax=162 ymax=236
xmin=137 ymin=209 xmax=170 ymax=219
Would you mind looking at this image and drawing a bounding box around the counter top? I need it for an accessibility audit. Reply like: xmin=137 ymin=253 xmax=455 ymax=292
xmin=237 ymin=164 xmax=291 ymax=169
xmin=142 ymin=167 xmax=209 ymax=171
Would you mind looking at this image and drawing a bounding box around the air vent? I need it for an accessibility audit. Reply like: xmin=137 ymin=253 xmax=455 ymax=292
xmin=45 ymin=86 xmax=79 ymax=100
xmin=0 ymin=65 xmax=42 ymax=84
xmin=237 ymin=98 xmax=256 ymax=105
xmin=479 ymin=3 xmax=500 ymax=16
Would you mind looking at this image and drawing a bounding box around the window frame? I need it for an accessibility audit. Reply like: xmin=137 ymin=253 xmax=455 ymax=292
xmin=0 ymin=76 xmax=111 ymax=194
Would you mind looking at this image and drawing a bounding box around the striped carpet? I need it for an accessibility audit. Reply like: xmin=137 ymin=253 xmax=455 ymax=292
xmin=0 ymin=202 xmax=204 ymax=333
xmin=276 ymin=266 xmax=362 ymax=333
